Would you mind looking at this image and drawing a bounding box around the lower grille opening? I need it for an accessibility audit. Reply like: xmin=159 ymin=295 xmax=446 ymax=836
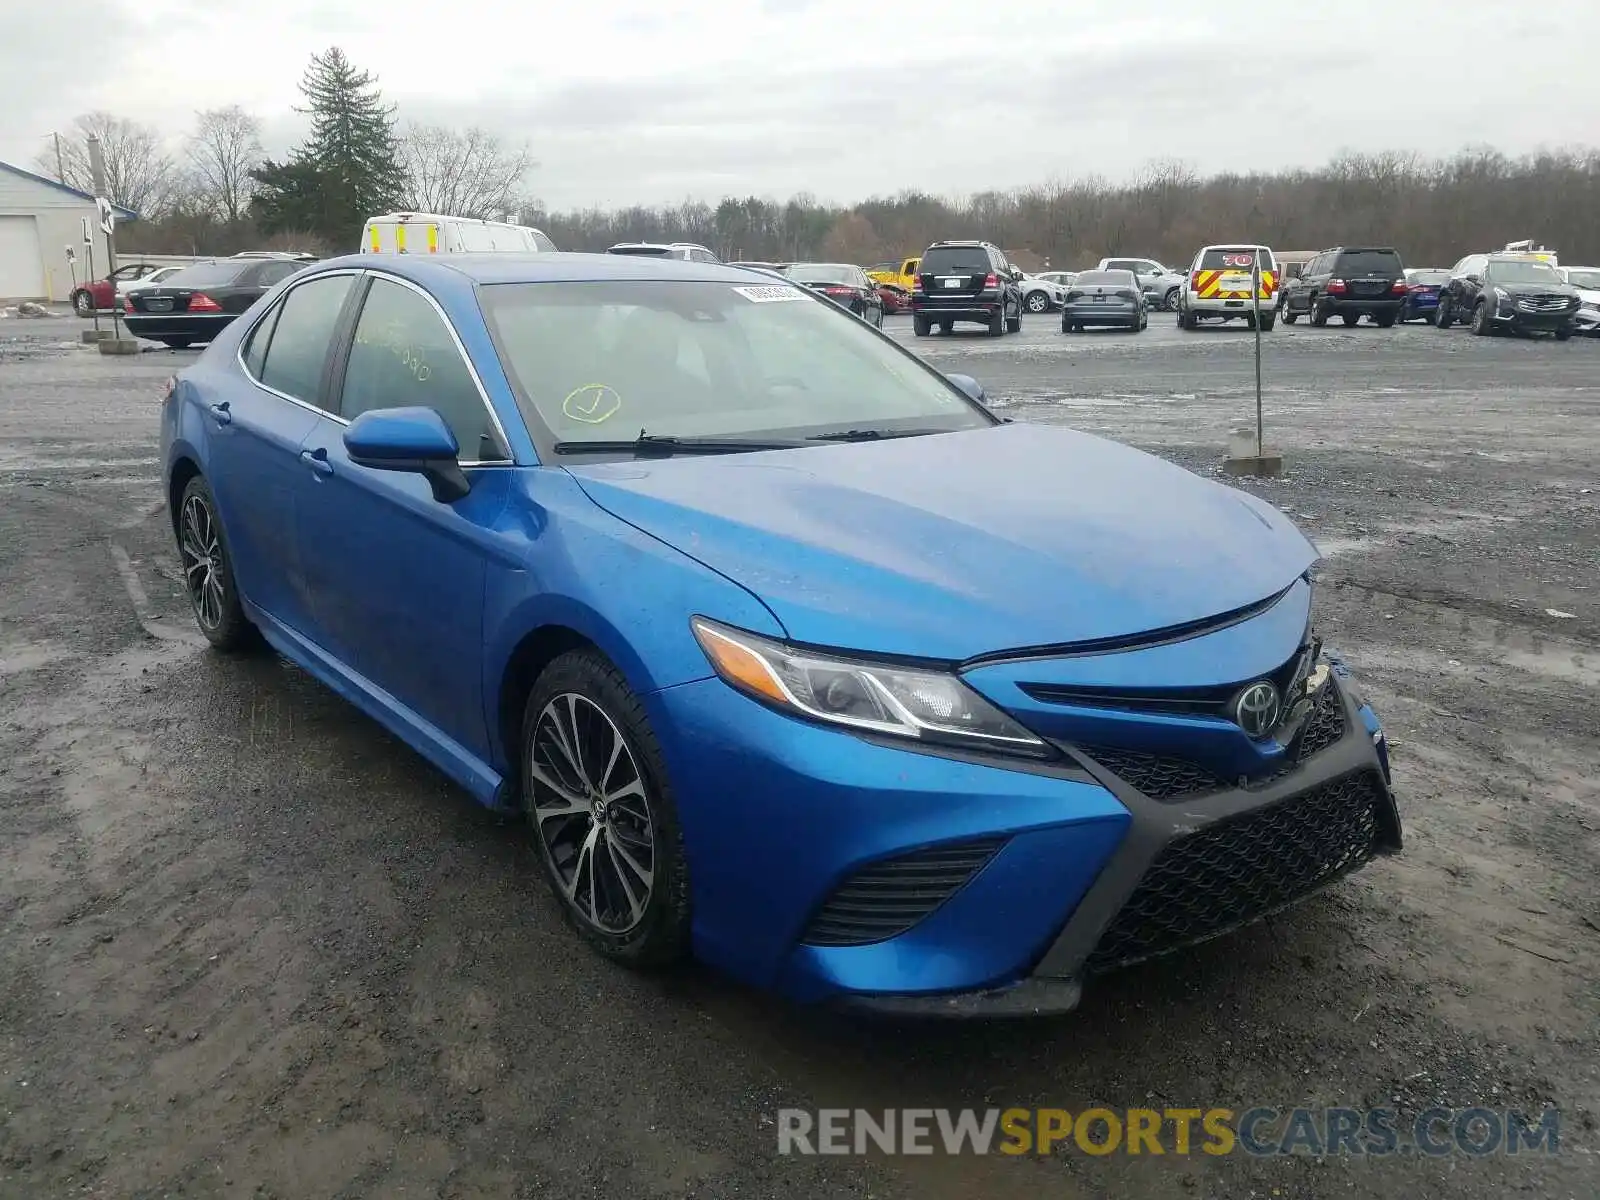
xmin=1293 ymin=680 xmax=1348 ymax=761
xmin=800 ymin=837 xmax=1007 ymax=948
xmin=1084 ymin=770 xmax=1386 ymax=975
xmin=1080 ymin=746 xmax=1224 ymax=801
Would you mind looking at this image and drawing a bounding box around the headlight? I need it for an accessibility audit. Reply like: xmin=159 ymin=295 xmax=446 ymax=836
xmin=1493 ymin=287 xmax=1509 ymax=301
xmin=690 ymin=617 xmax=1050 ymax=757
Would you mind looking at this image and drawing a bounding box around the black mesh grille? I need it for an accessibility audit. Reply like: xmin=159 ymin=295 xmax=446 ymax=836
xmin=1293 ymin=681 xmax=1347 ymax=761
xmin=1085 ymin=771 xmax=1385 ymax=974
xmin=1081 ymin=746 xmax=1225 ymax=801
xmin=800 ymin=838 xmax=1006 ymax=947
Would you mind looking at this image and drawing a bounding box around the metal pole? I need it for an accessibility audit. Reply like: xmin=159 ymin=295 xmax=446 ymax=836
xmin=1252 ymin=252 xmax=1264 ymax=458
xmin=85 ymin=232 xmax=99 ymax=333
xmin=87 ymin=135 xmax=121 ymax=338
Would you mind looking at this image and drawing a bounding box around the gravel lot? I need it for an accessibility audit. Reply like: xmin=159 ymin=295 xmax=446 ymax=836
xmin=2 ymin=312 xmax=1597 ymax=1199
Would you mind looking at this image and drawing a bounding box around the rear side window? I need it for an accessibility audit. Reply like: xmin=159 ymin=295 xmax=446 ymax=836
xmin=921 ymin=247 xmax=991 ymax=274
xmin=241 ymin=305 xmax=280 ymax=378
xmin=340 ymin=278 xmax=508 ymax=463
xmin=1335 ymin=249 xmax=1403 ymax=275
xmin=257 ymin=275 xmax=355 ymax=406
xmin=532 ymin=231 xmax=557 ymax=252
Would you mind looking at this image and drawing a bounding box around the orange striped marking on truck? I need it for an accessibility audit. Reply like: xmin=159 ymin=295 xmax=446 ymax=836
xmin=1193 ymin=269 xmax=1277 ymax=299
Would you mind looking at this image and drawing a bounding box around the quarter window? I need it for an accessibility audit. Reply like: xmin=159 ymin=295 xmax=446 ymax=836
xmin=340 ymin=277 xmax=508 ymax=462
xmin=257 ymin=275 xmax=354 ymax=406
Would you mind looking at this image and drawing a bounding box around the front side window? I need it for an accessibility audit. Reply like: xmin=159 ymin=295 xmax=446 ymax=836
xmin=341 ymin=278 xmax=508 ymax=462
xmin=256 ymin=274 xmax=354 ymax=406
xmin=481 ymin=280 xmax=993 ymax=447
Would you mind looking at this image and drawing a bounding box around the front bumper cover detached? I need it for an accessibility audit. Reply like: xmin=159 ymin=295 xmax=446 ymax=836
xmin=842 ymin=676 xmax=1401 ymax=1017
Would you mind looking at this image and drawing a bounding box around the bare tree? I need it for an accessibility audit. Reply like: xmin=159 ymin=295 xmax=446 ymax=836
xmin=398 ymin=123 xmax=533 ymax=219
xmin=821 ymin=212 xmax=884 ymax=264
xmin=187 ymin=106 xmax=263 ymax=223
xmin=36 ymin=112 xmax=177 ymax=216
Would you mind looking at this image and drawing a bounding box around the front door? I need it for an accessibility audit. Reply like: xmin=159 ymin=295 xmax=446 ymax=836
xmin=296 ymin=274 xmax=516 ymax=759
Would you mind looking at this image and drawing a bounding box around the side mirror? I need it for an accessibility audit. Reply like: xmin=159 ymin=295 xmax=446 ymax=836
xmin=946 ymin=372 xmax=986 ymax=404
xmin=344 ymin=407 xmax=471 ymax=503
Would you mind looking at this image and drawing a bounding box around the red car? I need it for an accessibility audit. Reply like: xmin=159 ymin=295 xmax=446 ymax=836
xmin=877 ymin=282 xmax=912 ymax=313
xmin=71 ymin=262 xmax=171 ymax=316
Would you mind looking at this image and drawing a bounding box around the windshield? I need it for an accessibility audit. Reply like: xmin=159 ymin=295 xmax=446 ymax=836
xmin=1488 ymin=260 xmax=1563 ymax=285
xmin=159 ymin=261 xmax=250 ymax=288
xmin=481 ymin=280 xmax=994 ymax=447
xmin=1565 ymin=269 xmax=1600 ymax=290
xmin=785 ymin=264 xmax=857 ymax=285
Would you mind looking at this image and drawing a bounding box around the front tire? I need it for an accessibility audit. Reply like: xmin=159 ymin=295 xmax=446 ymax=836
xmin=1163 ymin=287 xmax=1180 ymax=311
xmin=1025 ymin=290 xmax=1050 ymax=314
xmin=1470 ymin=300 xmax=1491 ymax=336
xmin=1259 ymin=312 xmax=1276 ymax=331
xmin=1435 ymin=298 xmax=1454 ymax=328
xmin=1555 ymin=326 xmax=1573 ymax=342
xmin=176 ymin=475 xmax=255 ymax=652
xmin=521 ymin=649 xmax=690 ymax=968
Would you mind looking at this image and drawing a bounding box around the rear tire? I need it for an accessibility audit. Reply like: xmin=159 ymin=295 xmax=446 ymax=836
xmin=938 ymin=321 xmax=952 ymax=335
xmin=988 ymin=308 xmax=1005 ymax=337
xmin=1435 ymin=297 xmax=1454 ymax=328
xmin=1341 ymin=312 xmax=1360 ymax=327
xmin=1282 ymin=303 xmax=1299 ymax=324
xmin=160 ymin=338 xmax=193 ymax=349
xmin=1163 ymin=287 xmax=1180 ymax=311
xmin=1025 ymin=290 xmax=1050 ymax=314
xmin=1375 ymin=312 xmax=1396 ymax=329
xmin=912 ymin=314 xmax=930 ymax=337
xmin=72 ymin=289 xmax=94 ymax=317
xmin=1181 ymin=308 xmax=1199 ymax=330
xmin=176 ymin=475 xmax=256 ymax=653
xmin=1259 ymin=312 xmax=1276 ymax=332
xmin=1310 ymin=298 xmax=1329 ymax=327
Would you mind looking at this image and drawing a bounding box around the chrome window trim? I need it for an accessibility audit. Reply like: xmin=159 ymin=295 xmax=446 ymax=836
xmin=233 ymin=266 xmax=517 ymax=467
xmin=352 ymin=268 xmax=516 ymax=466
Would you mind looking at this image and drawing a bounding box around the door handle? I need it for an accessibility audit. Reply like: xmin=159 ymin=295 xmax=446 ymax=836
xmin=208 ymin=402 xmax=231 ymax=426
xmin=300 ymin=447 xmax=333 ymax=476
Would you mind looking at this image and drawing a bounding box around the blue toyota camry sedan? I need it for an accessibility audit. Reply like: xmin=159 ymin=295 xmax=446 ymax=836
xmin=159 ymin=252 xmax=1400 ymax=1015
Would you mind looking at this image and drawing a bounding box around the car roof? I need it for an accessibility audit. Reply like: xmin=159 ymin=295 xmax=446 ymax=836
xmin=305 ymin=251 xmax=765 ymax=286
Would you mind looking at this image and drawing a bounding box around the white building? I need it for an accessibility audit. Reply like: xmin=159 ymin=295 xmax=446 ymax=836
xmin=0 ymin=160 xmax=138 ymax=303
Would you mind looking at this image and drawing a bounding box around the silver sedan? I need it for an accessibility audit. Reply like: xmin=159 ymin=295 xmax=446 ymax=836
xmin=1060 ymin=269 xmax=1148 ymax=332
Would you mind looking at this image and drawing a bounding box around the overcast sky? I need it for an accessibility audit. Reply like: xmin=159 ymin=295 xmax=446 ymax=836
xmin=4 ymin=0 xmax=1597 ymax=210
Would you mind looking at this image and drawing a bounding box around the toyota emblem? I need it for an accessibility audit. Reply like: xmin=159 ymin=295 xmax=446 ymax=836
xmin=1232 ymin=680 xmax=1282 ymax=738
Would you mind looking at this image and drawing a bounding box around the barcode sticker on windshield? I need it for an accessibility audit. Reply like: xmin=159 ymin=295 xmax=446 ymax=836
xmin=732 ymin=285 xmax=807 ymax=302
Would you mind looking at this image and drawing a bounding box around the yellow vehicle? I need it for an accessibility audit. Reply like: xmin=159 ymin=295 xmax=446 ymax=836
xmin=867 ymin=256 xmax=920 ymax=291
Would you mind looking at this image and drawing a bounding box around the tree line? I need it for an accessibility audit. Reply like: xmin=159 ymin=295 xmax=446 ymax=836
xmin=38 ymin=48 xmax=1600 ymax=269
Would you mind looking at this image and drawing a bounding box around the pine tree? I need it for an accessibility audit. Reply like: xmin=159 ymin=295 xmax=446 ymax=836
xmin=254 ymin=48 xmax=404 ymax=246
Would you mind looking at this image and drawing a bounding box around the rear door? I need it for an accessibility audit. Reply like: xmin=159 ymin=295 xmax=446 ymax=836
xmin=919 ymin=245 xmax=992 ymax=297
xmin=212 ymin=271 xmax=360 ymax=636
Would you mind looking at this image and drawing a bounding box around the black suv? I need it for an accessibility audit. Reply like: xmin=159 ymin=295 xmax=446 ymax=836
xmin=1279 ymin=246 xmax=1407 ymax=327
xmin=911 ymin=240 xmax=1024 ymax=337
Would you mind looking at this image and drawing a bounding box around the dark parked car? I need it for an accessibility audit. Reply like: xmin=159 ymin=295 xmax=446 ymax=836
xmin=1397 ymin=269 xmax=1450 ymax=323
xmin=782 ymin=263 xmax=885 ymax=327
xmin=1279 ymin=247 xmax=1407 ymax=327
xmin=1436 ymin=254 xmax=1582 ymax=339
xmin=1060 ymin=269 xmax=1147 ymax=333
xmin=911 ymin=240 xmax=1023 ymax=338
xmin=124 ymin=257 xmax=314 ymax=348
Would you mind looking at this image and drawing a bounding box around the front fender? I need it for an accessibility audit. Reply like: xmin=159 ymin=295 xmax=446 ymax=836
xmin=480 ymin=468 xmax=786 ymax=771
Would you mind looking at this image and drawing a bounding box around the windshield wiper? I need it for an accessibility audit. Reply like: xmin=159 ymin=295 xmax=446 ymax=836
xmin=551 ymin=430 xmax=803 ymax=457
xmin=806 ymin=427 xmax=953 ymax=442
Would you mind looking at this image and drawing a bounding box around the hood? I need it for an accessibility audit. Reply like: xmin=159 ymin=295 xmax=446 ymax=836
xmin=1498 ymin=281 xmax=1578 ymax=298
xmin=566 ymin=424 xmax=1317 ymax=661
xmin=1574 ymin=287 xmax=1600 ymax=306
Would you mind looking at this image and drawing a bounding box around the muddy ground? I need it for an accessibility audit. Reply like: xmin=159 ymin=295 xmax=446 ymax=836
xmin=1 ymin=313 xmax=1597 ymax=1199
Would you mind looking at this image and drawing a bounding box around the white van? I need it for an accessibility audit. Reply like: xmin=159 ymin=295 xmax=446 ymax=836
xmin=361 ymin=213 xmax=558 ymax=255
